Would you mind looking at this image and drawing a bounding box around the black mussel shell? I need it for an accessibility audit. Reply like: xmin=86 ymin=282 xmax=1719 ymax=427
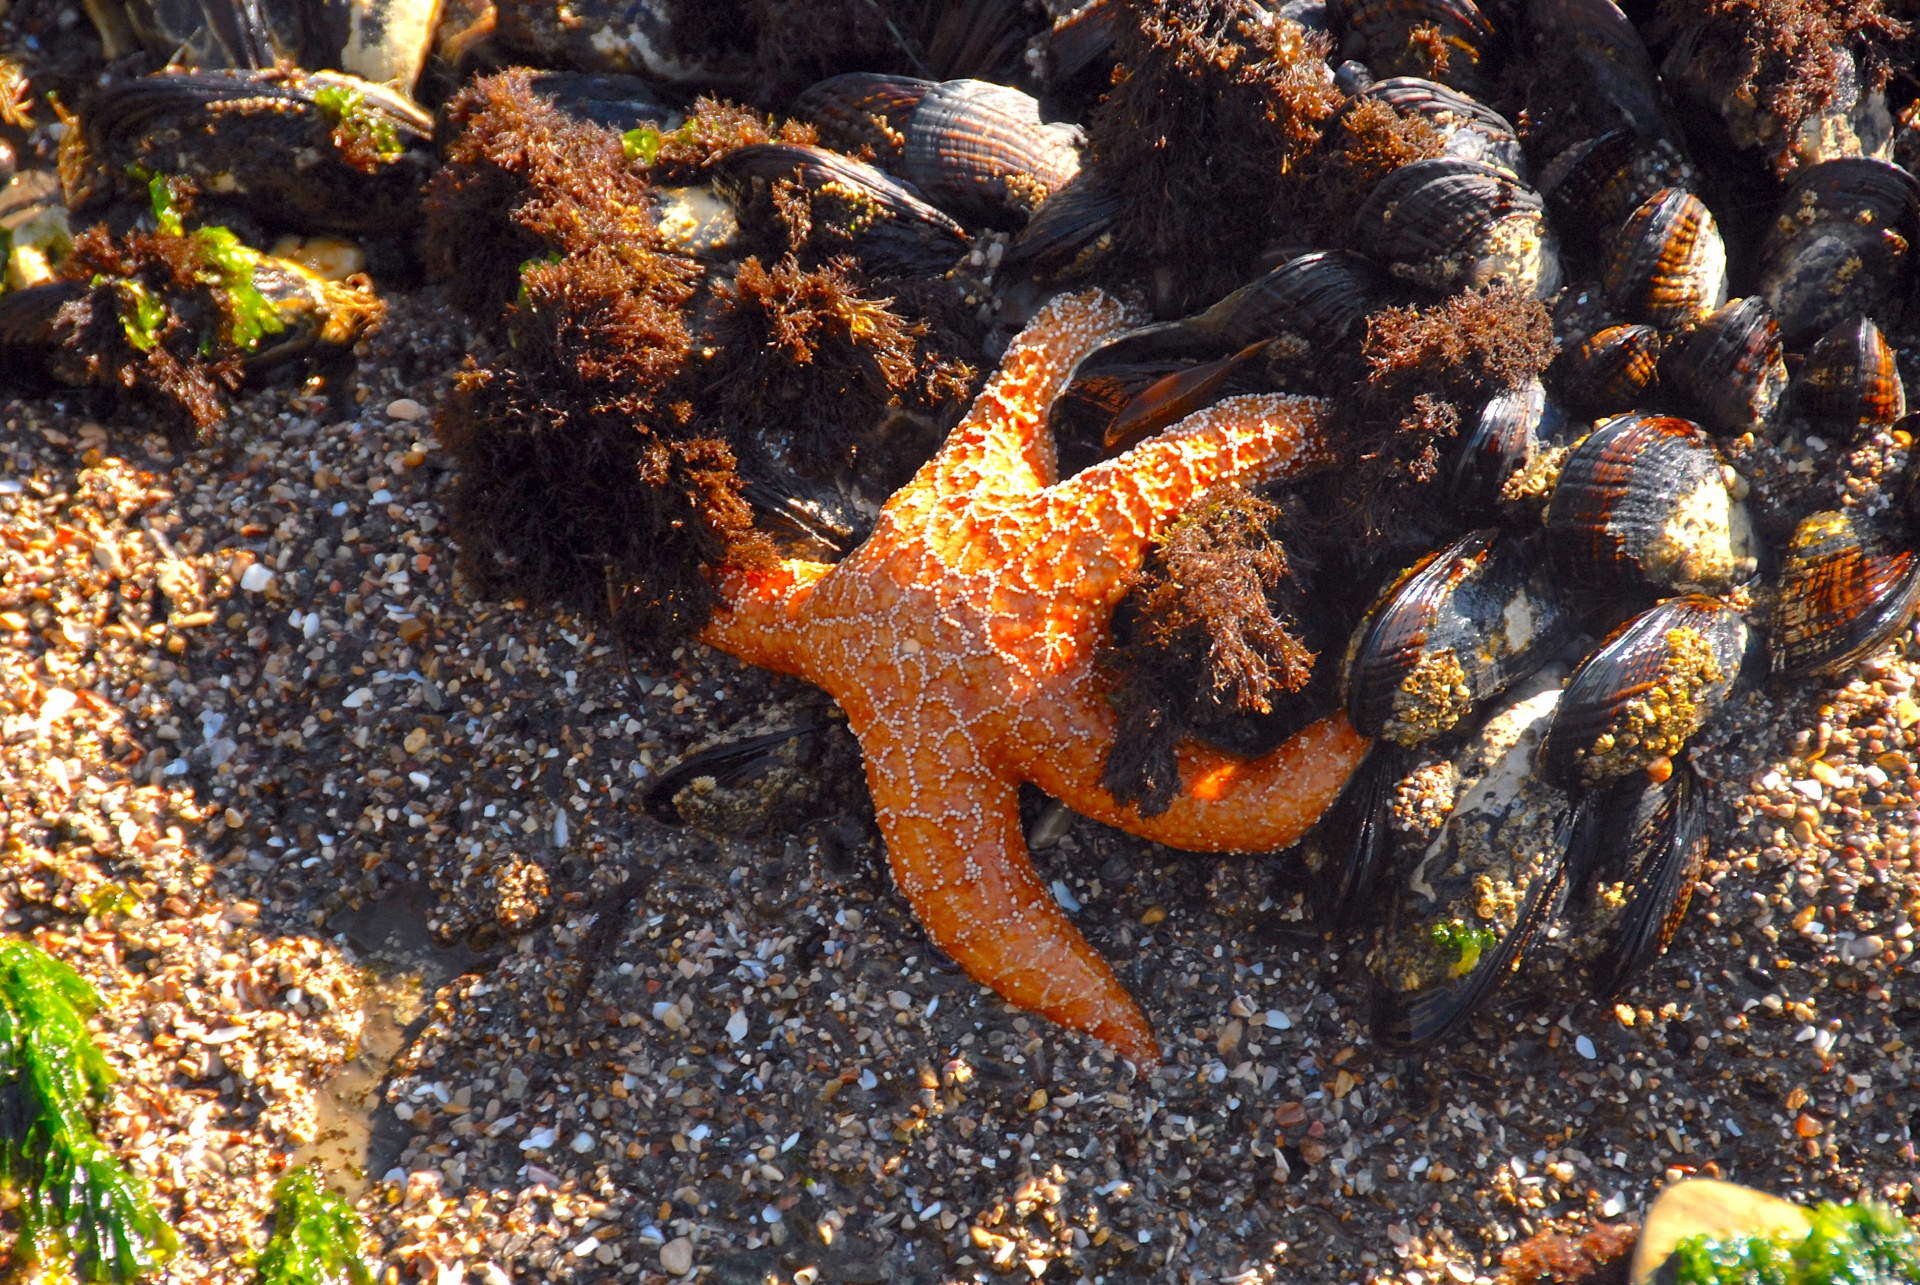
xmin=1769 ymin=509 xmax=1920 ymax=678
xmin=901 ymin=80 xmax=1081 ymax=225
xmin=1552 ymin=322 xmax=1660 ymax=417
xmin=1450 ymin=376 xmax=1571 ymax=517
xmin=1537 ymin=129 xmax=1698 ymax=255
xmin=1564 ymin=761 xmax=1707 ymax=997
xmin=1299 ymin=743 xmax=1404 ymax=929
xmin=0 ymin=279 xmax=81 ymax=390
xmin=244 ymin=257 xmax=385 ymax=368
xmin=1524 ymin=0 xmax=1667 ymax=140
xmin=1361 ymin=77 xmax=1526 ymax=175
xmin=1601 ymin=188 xmax=1727 ymax=331
xmin=711 ymin=144 xmax=970 ymax=277
xmin=740 ymin=475 xmax=869 ymax=562
xmin=524 ymin=71 xmax=678 ymax=132
xmin=1372 ymin=666 xmax=1573 ymax=1047
xmin=1345 ymin=529 xmax=1581 ymax=746
xmin=1004 ymin=172 xmax=1121 ymax=281
xmin=1185 ymin=251 xmax=1382 ymax=352
xmin=1101 ymin=341 xmax=1271 ymax=453
xmin=1658 ymin=296 xmax=1788 ymax=436
xmin=1545 ymin=413 xmax=1757 ymax=594
xmin=797 ymin=75 xmax=1081 ymax=226
xmin=1334 ymin=0 xmax=1500 ymax=93
xmin=1795 ymin=314 xmax=1906 ymax=440
xmin=1352 ymin=156 xmax=1561 ymax=298
xmin=75 ymin=68 xmax=434 ymax=236
xmin=645 ymin=722 xmax=864 ymax=835
xmin=1756 ymin=158 xmax=1920 ymax=347
xmin=1539 ymin=594 xmax=1748 ymax=792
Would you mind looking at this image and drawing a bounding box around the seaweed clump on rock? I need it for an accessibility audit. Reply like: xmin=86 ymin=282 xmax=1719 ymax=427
xmin=1080 ymin=0 xmax=1343 ymax=308
xmin=703 ymin=254 xmax=977 ymax=483
xmin=1099 ymin=484 xmax=1323 ymax=815
xmin=1659 ymin=0 xmax=1910 ymax=175
xmin=1332 ymin=283 xmax=1556 ymax=565
xmin=438 ymin=242 xmax=764 ymax=646
xmin=423 ymin=69 xmax=668 ymax=318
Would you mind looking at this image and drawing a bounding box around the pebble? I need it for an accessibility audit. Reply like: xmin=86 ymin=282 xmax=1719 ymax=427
xmin=659 ymin=1237 xmax=694 ymax=1275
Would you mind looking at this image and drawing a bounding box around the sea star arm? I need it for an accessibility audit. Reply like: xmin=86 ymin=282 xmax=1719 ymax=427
xmin=861 ymin=722 xmax=1161 ymax=1063
xmin=699 ymin=557 xmax=835 ymax=679
xmin=925 ymin=289 xmax=1138 ymax=499
xmin=1042 ymin=393 xmax=1338 ymax=602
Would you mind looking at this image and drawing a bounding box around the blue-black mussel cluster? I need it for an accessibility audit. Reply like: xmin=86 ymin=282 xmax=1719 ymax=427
xmin=3 ymin=0 xmax=1920 ymax=1042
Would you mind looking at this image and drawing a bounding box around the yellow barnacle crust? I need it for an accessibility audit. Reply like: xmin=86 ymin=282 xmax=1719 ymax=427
xmin=1388 ymin=647 xmax=1475 ymax=745
xmin=1576 ymin=625 xmax=1724 ymax=785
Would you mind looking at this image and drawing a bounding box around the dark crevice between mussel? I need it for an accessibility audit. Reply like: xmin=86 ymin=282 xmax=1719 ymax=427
xmin=643 ymin=714 xmax=872 ymax=839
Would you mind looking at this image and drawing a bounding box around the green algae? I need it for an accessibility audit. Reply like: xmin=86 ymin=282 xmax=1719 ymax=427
xmin=1673 ymin=1200 xmax=1920 ymax=1285
xmin=253 ymin=1167 xmax=374 ymax=1285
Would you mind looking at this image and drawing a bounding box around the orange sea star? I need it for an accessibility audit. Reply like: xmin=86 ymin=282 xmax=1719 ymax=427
xmin=700 ymin=289 xmax=1372 ymax=1061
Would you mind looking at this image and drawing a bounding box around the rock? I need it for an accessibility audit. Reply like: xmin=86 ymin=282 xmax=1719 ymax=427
xmin=1632 ymin=1178 xmax=1811 ymax=1284
xmin=659 ymin=1237 xmax=694 ymax=1276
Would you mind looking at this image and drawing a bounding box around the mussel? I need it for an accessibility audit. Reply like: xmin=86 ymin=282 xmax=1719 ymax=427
xmin=794 ymin=74 xmax=1082 ymax=226
xmin=1539 ymin=594 xmax=1749 ymax=792
xmin=71 ymin=68 xmax=435 ymax=236
xmin=1544 ymin=413 xmax=1757 ymax=594
xmin=1794 ymin=315 xmax=1907 ymax=440
xmin=1371 ymin=666 xmax=1573 ymax=1047
xmin=87 ymin=0 xmax=443 ymax=94
xmin=711 ymin=144 xmax=970 ymax=277
xmin=1755 ymin=158 xmax=1920 ymax=347
xmin=1351 ymin=156 xmax=1561 ymax=299
xmin=1563 ymin=761 xmax=1708 ymax=998
xmin=1600 ymin=189 xmax=1727 ymax=331
xmin=1360 ymin=77 xmax=1525 ymax=176
xmin=1004 ymin=173 xmax=1122 ymax=281
xmin=1344 ymin=529 xmax=1581 ymax=746
xmin=1449 ymin=376 xmax=1571 ymax=517
xmin=644 ymin=722 xmax=866 ymax=836
xmin=1537 ymin=129 xmax=1699 ymax=256
xmin=1769 ymin=510 xmax=1920 ymax=678
xmin=1657 ymin=296 xmax=1788 ymax=436
xmin=1552 ymin=321 xmax=1660 ymax=416
xmin=1523 ymin=0 xmax=1667 ymax=141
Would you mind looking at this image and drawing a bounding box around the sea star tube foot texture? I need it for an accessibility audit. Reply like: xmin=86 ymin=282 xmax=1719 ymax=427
xmin=699 ymin=288 xmax=1374 ymax=1060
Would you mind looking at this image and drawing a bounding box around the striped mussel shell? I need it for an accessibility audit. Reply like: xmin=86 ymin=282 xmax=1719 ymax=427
xmin=1524 ymin=0 xmax=1667 ymax=140
xmin=1005 ymin=172 xmax=1122 ymax=280
xmin=1601 ymin=189 xmax=1728 ymax=331
xmin=1562 ymin=762 xmax=1708 ymax=997
xmin=1334 ymin=0 xmax=1500 ymax=93
xmin=1794 ymin=314 xmax=1906 ymax=440
xmin=73 ymin=67 xmax=435 ymax=233
xmin=1544 ymin=413 xmax=1757 ymax=594
xmin=1361 ymin=77 xmax=1526 ymax=176
xmin=1539 ymin=594 xmax=1748 ymax=791
xmin=1755 ymin=158 xmax=1920 ymax=346
xmin=1769 ymin=509 xmax=1920 ymax=678
xmin=791 ymin=73 xmax=930 ymax=164
xmin=1658 ymin=297 xmax=1789 ymax=436
xmin=1344 ymin=529 xmax=1581 ymax=746
xmin=1352 ymin=157 xmax=1562 ymax=299
xmin=711 ymin=144 xmax=969 ymax=277
xmin=1371 ymin=665 xmax=1572 ymax=1047
xmin=1450 ymin=376 xmax=1572 ymax=517
xmin=1184 ymin=250 xmax=1382 ymax=351
xmin=1537 ymin=129 xmax=1699 ymax=255
xmin=1552 ymin=322 xmax=1661 ymax=417
xmin=796 ymin=75 xmax=1082 ymax=225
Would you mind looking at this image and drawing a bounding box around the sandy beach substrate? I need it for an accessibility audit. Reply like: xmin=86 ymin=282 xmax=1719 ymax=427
xmin=0 ymin=289 xmax=1915 ymax=1284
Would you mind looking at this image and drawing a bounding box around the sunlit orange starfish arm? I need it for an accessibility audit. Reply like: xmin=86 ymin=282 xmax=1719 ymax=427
xmin=927 ymin=290 xmax=1138 ymax=499
xmin=1043 ymin=393 xmax=1340 ymax=602
xmin=699 ymin=557 xmax=834 ymax=678
xmin=861 ymin=731 xmax=1160 ymax=1064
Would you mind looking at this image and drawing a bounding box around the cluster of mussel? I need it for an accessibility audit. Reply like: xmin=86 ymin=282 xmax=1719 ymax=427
xmin=1030 ymin=0 xmax=1920 ymax=1044
xmin=5 ymin=0 xmax=1919 ymax=1044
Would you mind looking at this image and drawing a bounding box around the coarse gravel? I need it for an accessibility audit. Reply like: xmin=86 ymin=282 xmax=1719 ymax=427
xmin=0 ymin=288 xmax=1915 ymax=1285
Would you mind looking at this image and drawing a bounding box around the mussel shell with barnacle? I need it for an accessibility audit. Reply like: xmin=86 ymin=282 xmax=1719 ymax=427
xmin=1005 ymin=0 xmax=1920 ymax=1045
